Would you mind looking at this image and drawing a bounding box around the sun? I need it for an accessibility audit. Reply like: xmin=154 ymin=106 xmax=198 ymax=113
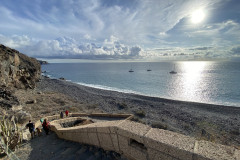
xmin=191 ymin=9 xmax=205 ymax=24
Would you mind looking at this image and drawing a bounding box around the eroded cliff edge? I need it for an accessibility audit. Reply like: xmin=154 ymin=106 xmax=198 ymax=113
xmin=0 ymin=44 xmax=41 ymax=123
xmin=0 ymin=44 xmax=41 ymax=89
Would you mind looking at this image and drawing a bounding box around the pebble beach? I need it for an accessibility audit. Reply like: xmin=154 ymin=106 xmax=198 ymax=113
xmin=17 ymin=76 xmax=239 ymax=147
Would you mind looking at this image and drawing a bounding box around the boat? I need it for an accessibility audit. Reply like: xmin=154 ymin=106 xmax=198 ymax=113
xmin=169 ymin=70 xmax=177 ymax=74
xmin=169 ymin=64 xmax=177 ymax=74
xmin=129 ymin=65 xmax=134 ymax=72
xmin=129 ymin=69 xmax=134 ymax=72
xmin=147 ymin=65 xmax=152 ymax=71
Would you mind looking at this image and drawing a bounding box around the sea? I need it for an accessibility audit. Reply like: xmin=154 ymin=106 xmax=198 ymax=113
xmin=41 ymin=60 xmax=240 ymax=107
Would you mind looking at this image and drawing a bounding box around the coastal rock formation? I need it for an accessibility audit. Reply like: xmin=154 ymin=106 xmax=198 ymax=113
xmin=0 ymin=44 xmax=41 ymax=89
xmin=38 ymin=60 xmax=48 ymax=65
xmin=0 ymin=88 xmax=19 ymax=109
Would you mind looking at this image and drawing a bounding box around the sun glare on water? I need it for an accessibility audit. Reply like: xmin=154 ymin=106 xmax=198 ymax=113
xmin=191 ymin=9 xmax=205 ymax=24
xmin=172 ymin=61 xmax=209 ymax=102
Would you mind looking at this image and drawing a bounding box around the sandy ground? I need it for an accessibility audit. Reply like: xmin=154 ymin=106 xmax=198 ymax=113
xmin=14 ymin=76 xmax=240 ymax=148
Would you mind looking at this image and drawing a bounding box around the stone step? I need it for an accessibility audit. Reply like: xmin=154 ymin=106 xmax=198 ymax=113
xmin=13 ymin=132 xmax=129 ymax=160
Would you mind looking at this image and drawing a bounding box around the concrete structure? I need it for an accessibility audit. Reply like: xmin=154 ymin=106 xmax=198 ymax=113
xmin=40 ymin=113 xmax=239 ymax=160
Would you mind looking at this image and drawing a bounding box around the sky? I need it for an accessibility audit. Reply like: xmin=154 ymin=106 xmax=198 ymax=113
xmin=0 ymin=0 xmax=240 ymax=61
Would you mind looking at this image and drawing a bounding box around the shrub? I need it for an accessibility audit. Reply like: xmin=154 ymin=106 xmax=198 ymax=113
xmin=135 ymin=110 xmax=146 ymax=118
xmin=0 ymin=116 xmax=23 ymax=157
xmin=151 ymin=121 xmax=168 ymax=130
xmin=68 ymin=106 xmax=80 ymax=112
xmin=117 ymin=103 xmax=128 ymax=110
xmin=230 ymin=129 xmax=239 ymax=135
xmin=86 ymin=104 xmax=98 ymax=109
xmin=130 ymin=116 xmax=146 ymax=124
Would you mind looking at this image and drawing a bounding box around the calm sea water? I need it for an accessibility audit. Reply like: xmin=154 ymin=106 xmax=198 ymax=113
xmin=41 ymin=61 xmax=240 ymax=107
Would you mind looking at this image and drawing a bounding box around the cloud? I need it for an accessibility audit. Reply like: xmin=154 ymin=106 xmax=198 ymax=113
xmin=0 ymin=0 xmax=226 ymax=46
xmin=169 ymin=20 xmax=240 ymax=47
xmin=0 ymin=33 xmax=238 ymax=61
xmin=130 ymin=46 xmax=141 ymax=57
xmin=230 ymin=46 xmax=240 ymax=55
xmin=0 ymin=34 xmax=144 ymax=59
xmin=189 ymin=47 xmax=213 ymax=51
xmin=0 ymin=0 xmax=239 ymax=60
xmin=0 ymin=34 xmax=32 ymax=48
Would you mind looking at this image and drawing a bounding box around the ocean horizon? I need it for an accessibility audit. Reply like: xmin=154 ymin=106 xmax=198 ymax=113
xmin=41 ymin=60 xmax=240 ymax=107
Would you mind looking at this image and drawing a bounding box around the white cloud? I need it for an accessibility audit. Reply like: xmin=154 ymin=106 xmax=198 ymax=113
xmin=84 ymin=34 xmax=91 ymax=40
xmin=230 ymin=46 xmax=240 ymax=56
xmin=0 ymin=35 xmax=144 ymax=59
xmin=0 ymin=0 xmax=239 ymax=60
xmin=0 ymin=34 xmax=32 ymax=48
xmin=0 ymin=0 xmax=226 ymax=46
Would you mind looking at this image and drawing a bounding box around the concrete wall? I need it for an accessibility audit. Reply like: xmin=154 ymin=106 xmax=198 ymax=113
xmin=48 ymin=115 xmax=240 ymax=160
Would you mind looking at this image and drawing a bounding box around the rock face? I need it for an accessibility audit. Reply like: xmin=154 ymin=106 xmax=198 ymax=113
xmin=0 ymin=88 xmax=19 ymax=109
xmin=0 ymin=44 xmax=41 ymax=89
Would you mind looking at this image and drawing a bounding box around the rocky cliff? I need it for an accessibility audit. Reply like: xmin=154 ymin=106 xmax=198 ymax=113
xmin=0 ymin=44 xmax=41 ymax=89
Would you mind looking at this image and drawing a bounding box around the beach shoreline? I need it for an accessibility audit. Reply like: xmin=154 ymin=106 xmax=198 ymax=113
xmin=15 ymin=76 xmax=240 ymax=147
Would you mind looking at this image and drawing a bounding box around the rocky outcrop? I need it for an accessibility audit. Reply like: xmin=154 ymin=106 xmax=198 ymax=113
xmin=0 ymin=44 xmax=41 ymax=89
xmin=38 ymin=60 xmax=48 ymax=65
xmin=0 ymin=88 xmax=19 ymax=109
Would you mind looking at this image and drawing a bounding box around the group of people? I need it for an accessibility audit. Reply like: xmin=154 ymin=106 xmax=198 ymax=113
xmin=60 ymin=110 xmax=69 ymax=118
xmin=26 ymin=110 xmax=70 ymax=139
xmin=26 ymin=118 xmax=50 ymax=139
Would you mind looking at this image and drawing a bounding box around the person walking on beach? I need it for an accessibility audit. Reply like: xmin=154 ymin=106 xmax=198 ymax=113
xmin=60 ymin=111 xmax=64 ymax=118
xmin=26 ymin=120 xmax=35 ymax=139
xmin=42 ymin=119 xmax=50 ymax=135
xmin=65 ymin=110 xmax=69 ymax=117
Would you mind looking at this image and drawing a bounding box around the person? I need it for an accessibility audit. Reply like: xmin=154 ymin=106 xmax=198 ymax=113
xmin=40 ymin=118 xmax=44 ymax=124
xmin=42 ymin=119 xmax=50 ymax=135
xmin=60 ymin=111 xmax=64 ymax=118
xmin=26 ymin=120 xmax=35 ymax=139
xmin=65 ymin=110 xmax=69 ymax=117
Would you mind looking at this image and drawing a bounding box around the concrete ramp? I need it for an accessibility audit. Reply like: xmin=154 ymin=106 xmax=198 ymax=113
xmin=47 ymin=113 xmax=240 ymax=160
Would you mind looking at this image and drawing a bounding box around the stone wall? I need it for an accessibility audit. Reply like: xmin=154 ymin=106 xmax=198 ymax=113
xmin=46 ymin=114 xmax=240 ymax=160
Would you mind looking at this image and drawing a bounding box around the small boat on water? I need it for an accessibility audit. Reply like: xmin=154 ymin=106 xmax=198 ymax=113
xmin=129 ymin=69 xmax=134 ymax=72
xmin=169 ymin=64 xmax=177 ymax=74
xmin=169 ymin=70 xmax=177 ymax=74
xmin=147 ymin=65 xmax=152 ymax=71
xmin=129 ymin=65 xmax=134 ymax=72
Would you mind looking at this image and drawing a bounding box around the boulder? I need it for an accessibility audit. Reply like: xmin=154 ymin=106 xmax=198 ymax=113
xmin=15 ymin=110 xmax=32 ymax=124
xmin=59 ymin=77 xmax=65 ymax=80
xmin=11 ymin=105 xmax=23 ymax=111
xmin=26 ymin=99 xmax=37 ymax=104
xmin=0 ymin=87 xmax=19 ymax=109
